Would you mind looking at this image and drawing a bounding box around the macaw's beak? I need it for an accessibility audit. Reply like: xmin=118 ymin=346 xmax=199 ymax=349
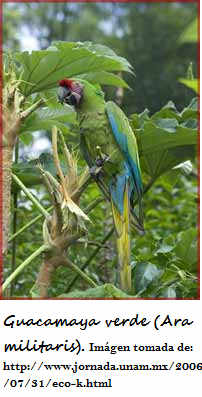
xmin=57 ymin=86 xmax=83 ymax=107
xmin=58 ymin=86 xmax=71 ymax=104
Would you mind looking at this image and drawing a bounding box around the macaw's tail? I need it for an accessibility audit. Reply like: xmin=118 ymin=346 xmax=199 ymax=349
xmin=111 ymin=181 xmax=131 ymax=292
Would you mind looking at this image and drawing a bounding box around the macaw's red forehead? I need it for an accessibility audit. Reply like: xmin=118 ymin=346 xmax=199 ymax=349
xmin=59 ymin=79 xmax=74 ymax=88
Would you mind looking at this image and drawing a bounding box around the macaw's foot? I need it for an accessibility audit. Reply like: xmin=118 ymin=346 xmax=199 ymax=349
xmin=95 ymin=154 xmax=108 ymax=167
xmin=95 ymin=146 xmax=109 ymax=167
xmin=89 ymin=153 xmax=108 ymax=178
xmin=89 ymin=165 xmax=104 ymax=180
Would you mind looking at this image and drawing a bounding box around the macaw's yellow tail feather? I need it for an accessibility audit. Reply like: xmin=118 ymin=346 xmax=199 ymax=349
xmin=111 ymin=183 xmax=131 ymax=292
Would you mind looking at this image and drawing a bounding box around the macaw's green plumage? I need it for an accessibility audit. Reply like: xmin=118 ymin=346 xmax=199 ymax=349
xmin=58 ymin=78 xmax=144 ymax=292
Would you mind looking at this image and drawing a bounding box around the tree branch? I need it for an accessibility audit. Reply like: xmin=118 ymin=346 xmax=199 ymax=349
xmin=12 ymin=173 xmax=50 ymax=218
xmin=20 ymin=98 xmax=44 ymax=120
xmin=2 ymin=244 xmax=49 ymax=294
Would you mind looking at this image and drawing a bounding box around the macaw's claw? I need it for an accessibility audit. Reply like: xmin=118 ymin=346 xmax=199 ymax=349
xmin=96 ymin=151 xmax=110 ymax=166
xmin=89 ymin=165 xmax=102 ymax=178
xmin=90 ymin=154 xmax=108 ymax=177
xmin=95 ymin=158 xmax=104 ymax=167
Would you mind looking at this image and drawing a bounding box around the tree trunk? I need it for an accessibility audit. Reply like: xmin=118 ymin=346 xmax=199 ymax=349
xmin=3 ymin=146 xmax=14 ymax=255
xmin=2 ymin=107 xmax=21 ymax=255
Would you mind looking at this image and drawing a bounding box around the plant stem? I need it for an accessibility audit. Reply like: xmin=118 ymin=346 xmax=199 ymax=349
xmin=2 ymin=244 xmax=48 ymax=294
xmin=12 ymin=173 xmax=50 ymax=218
xmin=80 ymin=226 xmax=114 ymax=270
xmin=8 ymin=206 xmax=53 ymax=243
xmin=64 ymin=258 xmax=98 ymax=289
xmin=143 ymin=177 xmax=156 ymax=195
xmin=20 ymin=98 xmax=44 ymax=120
xmin=85 ymin=197 xmax=104 ymax=214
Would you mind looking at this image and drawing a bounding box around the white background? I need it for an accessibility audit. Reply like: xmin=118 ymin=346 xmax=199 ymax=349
xmin=1 ymin=299 xmax=201 ymax=396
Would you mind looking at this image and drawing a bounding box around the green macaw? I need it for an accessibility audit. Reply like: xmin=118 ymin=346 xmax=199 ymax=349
xmin=58 ymin=78 xmax=144 ymax=292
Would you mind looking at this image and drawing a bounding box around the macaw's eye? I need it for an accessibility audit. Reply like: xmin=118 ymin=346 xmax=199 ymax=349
xmin=66 ymin=92 xmax=79 ymax=107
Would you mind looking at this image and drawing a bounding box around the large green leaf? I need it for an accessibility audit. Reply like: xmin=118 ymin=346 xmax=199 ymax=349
xmin=132 ymin=262 xmax=163 ymax=293
xmin=157 ymin=286 xmax=177 ymax=298
xmin=131 ymin=99 xmax=197 ymax=178
xmin=179 ymin=78 xmax=198 ymax=94
xmin=179 ymin=18 xmax=197 ymax=43
xmin=180 ymin=97 xmax=198 ymax=116
xmin=77 ymin=71 xmax=130 ymax=88
xmin=14 ymin=41 xmax=132 ymax=96
xmin=20 ymin=103 xmax=76 ymax=135
xmin=137 ymin=126 xmax=196 ymax=179
xmin=175 ymin=228 xmax=197 ymax=266
xmin=71 ymin=42 xmax=132 ymax=71
xmin=139 ymin=122 xmax=196 ymax=154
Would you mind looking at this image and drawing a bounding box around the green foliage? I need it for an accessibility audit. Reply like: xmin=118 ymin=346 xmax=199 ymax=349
xmin=61 ymin=284 xmax=130 ymax=298
xmin=130 ymin=170 xmax=198 ymax=298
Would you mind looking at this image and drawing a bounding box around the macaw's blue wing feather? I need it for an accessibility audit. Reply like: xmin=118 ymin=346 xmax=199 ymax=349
xmin=105 ymin=101 xmax=143 ymax=228
xmin=109 ymin=164 xmax=131 ymax=215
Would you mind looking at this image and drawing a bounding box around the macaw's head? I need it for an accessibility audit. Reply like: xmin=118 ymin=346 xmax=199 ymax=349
xmin=58 ymin=79 xmax=83 ymax=107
